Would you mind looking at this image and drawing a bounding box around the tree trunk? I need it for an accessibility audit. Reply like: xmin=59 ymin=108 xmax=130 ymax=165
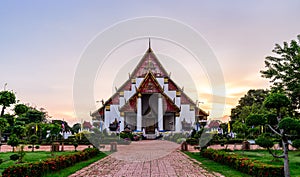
xmin=0 ymin=131 xmax=2 ymax=151
xmin=1 ymin=106 xmax=5 ymax=117
xmin=282 ymin=138 xmax=290 ymax=177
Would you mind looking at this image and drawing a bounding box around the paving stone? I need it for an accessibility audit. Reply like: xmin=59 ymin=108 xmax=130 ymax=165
xmin=68 ymin=140 xmax=223 ymax=177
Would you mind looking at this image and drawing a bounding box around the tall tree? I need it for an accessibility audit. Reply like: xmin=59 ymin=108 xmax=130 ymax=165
xmin=14 ymin=104 xmax=29 ymax=116
xmin=257 ymin=92 xmax=293 ymax=177
xmin=231 ymin=89 xmax=269 ymax=121
xmin=0 ymin=118 xmax=9 ymax=150
xmin=25 ymin=109 xmax=46 ymax=123
xmin=261 ymin=35 xmax=300 ymax=115
xmin=0 ymin=91 xmax=16 ymax=117
xmin=72 ymin=123 xmax=81 ymax=134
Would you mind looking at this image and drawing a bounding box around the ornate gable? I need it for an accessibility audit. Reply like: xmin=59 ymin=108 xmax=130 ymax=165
xmin=131 ymin=48 xmax=168 ymax=78
xmin=137 ymin=72 xmax=164 ymax=93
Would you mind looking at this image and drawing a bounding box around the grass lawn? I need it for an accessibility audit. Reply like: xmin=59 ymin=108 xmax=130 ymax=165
xmin=234 ymin=150 xmax=300 ymax=177
xmin=0 ymin=151 xmax=77 ymax=174
xmin=43 ymin=151 xmax=108 ymax=177
xmin=185 ymin=152 xmax=251 ymax=177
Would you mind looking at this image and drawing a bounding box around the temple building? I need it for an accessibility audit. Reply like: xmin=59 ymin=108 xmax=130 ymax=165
xmin=91 ymin=45 xmax=208 ymax=138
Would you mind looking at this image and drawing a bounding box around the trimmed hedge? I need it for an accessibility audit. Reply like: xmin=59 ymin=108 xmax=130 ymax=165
xmin=2 ymin=148 xmax=101 ymax=177
xmin=201 ymin=148 xmax=284 ymax=177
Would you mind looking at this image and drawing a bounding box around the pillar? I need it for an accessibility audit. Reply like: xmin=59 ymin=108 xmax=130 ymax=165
xmin=158 ymin=94 xmax=164 ymax=131
xmin=119 ymin=91 xmax=125 ymax=107
xmin=137 ymin=93 xmax=142 ymax=131
xmin=104 ymin=109 xmax=110 ymax=131
xmin=119 ymin=112 xmax=124 ymax=132
xmin=175 ymin=113 xmax=181 ymax=132
xmin=175 ymin=91 xmax=181 ymax=107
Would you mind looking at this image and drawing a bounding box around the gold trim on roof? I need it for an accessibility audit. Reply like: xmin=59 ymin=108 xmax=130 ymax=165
xmin=164 ymin=77 xmax=168 ymax=83
xmin=131 ymin=78 xmax=136 ymax=84
xmin=190 ymin=105 xmax=195 ymax=111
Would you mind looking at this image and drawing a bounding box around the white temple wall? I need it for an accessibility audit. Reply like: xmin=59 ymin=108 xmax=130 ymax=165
xmin=136 ymin=78 xmax=143 ymax=88
xmin=156 ymin=78 xmax=164 ymax=87
xmin=109 ymin=105 xmax=120 ymax=122
xmin=180 ymin=104 xmax=195 ymax=125
xmin=124 ymin=84 xmax=136 ymax=101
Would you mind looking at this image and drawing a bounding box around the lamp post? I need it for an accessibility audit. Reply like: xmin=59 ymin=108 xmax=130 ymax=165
xmin=61 ymin=121 xmax=65 ymax=151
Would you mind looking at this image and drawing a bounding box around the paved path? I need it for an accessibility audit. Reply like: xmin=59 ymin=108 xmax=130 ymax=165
xmin=69 ymin=140 xmax=223 ymax=177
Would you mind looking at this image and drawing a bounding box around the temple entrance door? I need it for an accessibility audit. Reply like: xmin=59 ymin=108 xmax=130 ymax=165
xmin=145 ymin=118 xmax=156 ymax=134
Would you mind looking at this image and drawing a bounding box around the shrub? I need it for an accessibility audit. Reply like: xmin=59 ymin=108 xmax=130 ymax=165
xmin=10 ymin=154 xmax=20 ymax=161
xmin=278 ymin=117 xmax=297 ymax=131
xmin=186 ymin=138 xmax=198 ymax=145
xmin=256 ymin=134 xmax=274 ymax=148
xmin=7 ymin=134 xmax=20 ymax=152
xmin=292 ymin=139 xmax=300 ymax=149
xmin=119 ymin=131 xmax=133 ymax=140
xmin=201 ymin=148 xmax=284 ymax=177
xmin=2 ymin=148 xmax=101 ymax=177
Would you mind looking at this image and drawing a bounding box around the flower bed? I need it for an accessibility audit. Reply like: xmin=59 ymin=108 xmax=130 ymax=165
xmin=201 ymin=148 xmax=284 ymax=177
xmin=1 ymin=148 xmax=100 ymax=177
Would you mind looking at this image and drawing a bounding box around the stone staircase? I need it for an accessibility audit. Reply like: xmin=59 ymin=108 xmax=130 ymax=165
xmin=144 ymin=134 xmax=157 ymax=140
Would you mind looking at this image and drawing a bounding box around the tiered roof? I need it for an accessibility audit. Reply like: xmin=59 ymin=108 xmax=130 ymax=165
xmin=93 ymin=46 xmax=208 ymax=117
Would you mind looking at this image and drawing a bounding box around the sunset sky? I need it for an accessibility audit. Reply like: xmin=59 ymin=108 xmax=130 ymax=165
xmin=1 ymin=1 xmax=300 ymax=125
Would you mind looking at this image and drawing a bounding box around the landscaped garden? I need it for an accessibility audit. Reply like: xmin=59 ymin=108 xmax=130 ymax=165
xmin=0 ymin=150 xmax=77 ymax=174
xmin=0 ymin=148 xmax=106 ymax=177
xmin=186 ymin=149 xmax=300 ymax=177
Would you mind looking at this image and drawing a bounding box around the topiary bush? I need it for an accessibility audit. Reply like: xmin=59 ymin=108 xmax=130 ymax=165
xmin=292 ymin=139 xmax=300 ymax=149
xmin=278 ymin=117 xmax=298 ymax=132
xmin=256 ymin=134 xmax=274 ymax=148
xmin=10 ymin=154 xmax=20 ymax=161
xmin=186 ymin=138 xmax=198 ymax=145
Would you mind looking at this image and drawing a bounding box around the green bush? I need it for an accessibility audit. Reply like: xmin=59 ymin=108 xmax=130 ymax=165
xmin=2 ymin=148 xmax=100 ymax=177
xmin=278 ymin=117 xmax=297 ymax=131
xmin=201 ymin=148 xmax=284 ymax=177
xmin=10 ymin=154 xmax=20 ymax=161
xmin=292 ymin=139 xmax=300 ymax=149
xmin=186 ymin=138 xmax=198 ymax=145
xmin=256 ymin=134 xmax=274 ymax=148
xmin=119 ymin=131 xmax=133 ymax=140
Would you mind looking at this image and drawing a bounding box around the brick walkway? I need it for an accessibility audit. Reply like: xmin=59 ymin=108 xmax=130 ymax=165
xmin=69 ymin=140 xmax=223 ymax=177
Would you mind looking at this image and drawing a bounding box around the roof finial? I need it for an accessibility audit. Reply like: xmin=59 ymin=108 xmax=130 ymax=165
xmin=148 ymin=37 xmax=151 ymax=49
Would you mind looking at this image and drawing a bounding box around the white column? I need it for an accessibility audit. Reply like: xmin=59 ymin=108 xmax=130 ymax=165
xmin=119 ymin=96 xmax=125 ymax=107
xmin=119 ymin=116 xmax=124 ymax=131
xmin=137 ymin=93 xmax=142 ymax=131
xmin=175 ymin=91 xmax=181 ymax=107
xmin=104 ymin=110 xmax=110 ymax=132
xmin=158 ymin=94 xmax=164 ymax=131
xmin=175 ymin=115 xmax=181 ymax=132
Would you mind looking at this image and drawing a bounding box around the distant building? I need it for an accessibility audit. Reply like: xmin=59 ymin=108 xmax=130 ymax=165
xmin=82 ymin=121 xmax=92 ymax=131
xmin=91 ymin=45 xmax=208 ymax=138
xmin=206 ymin=120 xmax=222 ymax=134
